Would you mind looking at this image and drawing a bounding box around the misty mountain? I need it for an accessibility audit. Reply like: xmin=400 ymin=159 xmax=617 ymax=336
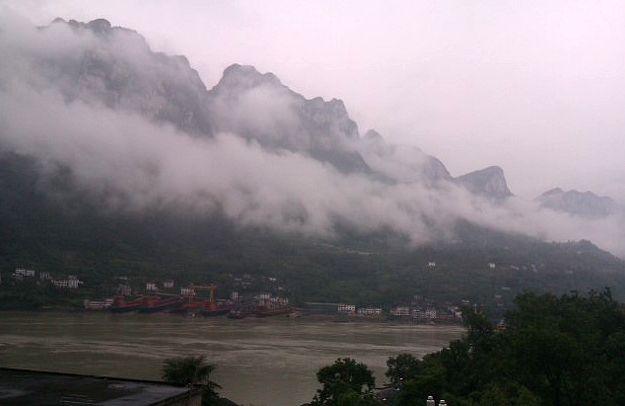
xmin=538 ymin=188 xmax=619 ymax=218
xmin=360 ymin=129 xmax=452 ymax=186
xmin=207 ymin=63 xmax=370 ymax=174
xmin=455 ymin=166 xmax=513 ymax=201
xmin=39 ymin=18 xmax=213 ymax=135
xmin=0 ymin=16 xmax=624 ymax=259
xmin=30 ymin=18 xmax=496 ymax=185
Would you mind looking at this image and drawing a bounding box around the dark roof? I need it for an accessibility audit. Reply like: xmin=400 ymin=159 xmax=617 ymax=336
xmin=0 ymin=368 xmax=200 ymax=406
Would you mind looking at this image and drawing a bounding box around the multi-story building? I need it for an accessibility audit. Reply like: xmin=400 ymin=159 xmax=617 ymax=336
xmin=338 ymin=304 xmax=356 ymax=314
xmin=391 ymin=306 xmax=410 ymax=317
xmin=15 ymin=268 xmax=36 ymax=278
xmin=357 ymin=307 xmax=383 ymax=316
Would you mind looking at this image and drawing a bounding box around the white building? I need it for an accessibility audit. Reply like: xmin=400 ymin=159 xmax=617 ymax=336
xmin=15 ymin=268 xmax=36 ymax=278
xmin=391 ymin=306 xmax=410 ymax=316
xmin=338 ymin=304 xmax=356 ymax=314
xmin=357 ymin=307 xmax=382 ymax=316
xmin=52 ymin=276 xmax=82 ymax=289
xmin=425 ymin=308 xmax=437 ymax=319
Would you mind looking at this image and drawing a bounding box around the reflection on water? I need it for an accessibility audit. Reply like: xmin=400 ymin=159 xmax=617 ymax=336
xmin=0 ymin=311 xmax=464 ymax=406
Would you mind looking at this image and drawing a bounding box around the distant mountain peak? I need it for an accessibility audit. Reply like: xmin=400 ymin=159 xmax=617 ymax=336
xmin=207 ymin=63 xmax=367 ymax=173
xmin=216 ymin=63 xmax=283 ymax=91
xmin=51 ymin=18 xmax=119 ymax=38
xmin=363 ymin=129 xmax=384 ymax=143
xmin=359 ymin=130 xmax=451 ymax=185
xmin=455 ymin=166 xmax=512 ymax=200
xmin=538 ymin=188 xmax=618 ymax=218
xmin=36 ymin=18 xmax=211 ymax=135
xmin=85 ymin=18 xmax=112 ymax=33
xmin=542 ymin=187 xmax=563 ymax=195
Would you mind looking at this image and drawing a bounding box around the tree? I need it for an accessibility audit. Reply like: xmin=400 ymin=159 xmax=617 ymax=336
xmin=503 ymin=290 xmax=625 ymax=406
xmin=394 ymin=356 xmax=446 ymax=406
xmin=388 ymin=290 xmax=625 ymax=406
xmin=162 ymin=355 xmax=221 ymax=406
xmin=311 ymin=358 xmax=378 ymax=406
xmin=476 ymin=382 xmax=539 ymax=406
xmin=385 ymin=353 xmax=421 ymax=386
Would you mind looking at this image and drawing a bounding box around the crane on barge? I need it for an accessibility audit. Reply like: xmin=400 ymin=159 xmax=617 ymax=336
xmin=185 ymin=284 xmax=233 ymax=316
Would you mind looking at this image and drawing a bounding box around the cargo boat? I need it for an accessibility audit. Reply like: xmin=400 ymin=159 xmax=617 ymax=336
xmin=108 ymin=296 xmax=143 ymax=313
xmin=200 ymin=302 xmax=235 ymax=317
xmin=175 ymin=301 xmax=209 ymax=314
xmin=179 ymin=285 xmax=234 ymax=317
xmin=137 ymin=296 xmax=184 ymax=313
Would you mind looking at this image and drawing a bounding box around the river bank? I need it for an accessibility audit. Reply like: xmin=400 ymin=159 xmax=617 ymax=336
xmin=1 ymin=307 xmax=465 ymax=326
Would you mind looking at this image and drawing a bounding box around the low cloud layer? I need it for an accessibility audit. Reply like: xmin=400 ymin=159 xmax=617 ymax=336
xmin=1 ymin=13 xmax=623 ymax=257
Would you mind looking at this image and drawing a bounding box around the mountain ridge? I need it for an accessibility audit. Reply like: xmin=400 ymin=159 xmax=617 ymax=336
xmin=0 ymin=17 xmax=623 ymax=260
xmin=538 ymin=187 xmax=619 ymax=218
xmin=42 ymin=18 xmax=511 ymax=189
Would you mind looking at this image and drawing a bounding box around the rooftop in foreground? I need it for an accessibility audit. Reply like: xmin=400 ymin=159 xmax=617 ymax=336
xmin=0 ymin=367 xmax=201 ymax=406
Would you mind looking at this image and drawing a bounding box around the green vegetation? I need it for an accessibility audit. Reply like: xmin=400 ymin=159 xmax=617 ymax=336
xmin=162 ymin=355 xmax=221 ymax=406
xmin=311 ymin=358 xmax=378 ymax=406
xmin=366 ymin=289 xmax=625 ymax=406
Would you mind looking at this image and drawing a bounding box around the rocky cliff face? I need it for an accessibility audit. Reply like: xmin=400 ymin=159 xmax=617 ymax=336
xmin=360 ymin=130 xmax=451 ymax=186
xmin=538 ymin=188 xmax=618 ymax=218
xmin=30 ymin=20 xmax=373 ymax=174
xmin=455 ymin=166 xmax=513 ymax=200
xmin=26 ymin=18 xmax=517 ymax=188
xmin=39 ymin=18 xmax=213 ymax=135
xmin=207 ymin=64 xmax=369 ymax=174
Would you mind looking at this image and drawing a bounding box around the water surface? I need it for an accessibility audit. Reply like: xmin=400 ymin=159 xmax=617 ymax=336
xmin=0 ymin=311 xmax=464 ymax=406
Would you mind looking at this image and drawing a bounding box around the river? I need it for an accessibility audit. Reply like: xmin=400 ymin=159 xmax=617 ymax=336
xmin=0 ymin=311 xmax=464 ymax=406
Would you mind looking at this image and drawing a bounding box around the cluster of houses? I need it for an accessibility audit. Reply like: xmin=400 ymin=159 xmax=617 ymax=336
xmin=334 ymin=295 xmax=463 ymax=322
xmin=8 ymin=267 xmax=469 ymax=322
xmin=122 ymin=272 xmax=287 ymax=297
xmin=11 ymin=268 xmax=83 ymax=289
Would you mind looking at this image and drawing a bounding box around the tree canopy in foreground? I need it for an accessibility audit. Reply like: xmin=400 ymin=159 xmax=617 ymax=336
xmin=311 ymin=357 xmax=379 ymax=406
xmin=313 ymin=289 xmax=625 ymax=406
xmin=386 ymin=289 xmax=625 ymax=406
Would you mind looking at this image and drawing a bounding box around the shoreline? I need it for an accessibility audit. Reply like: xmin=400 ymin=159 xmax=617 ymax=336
xmin=0 ymin=308 xmax=465 ymax=326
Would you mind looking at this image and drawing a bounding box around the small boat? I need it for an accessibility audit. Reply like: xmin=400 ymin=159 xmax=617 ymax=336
xmin=227 ymin=309 xmax=247 ymax=319
xmin=287 ymin=310 xmax=302 ymax=318
xmin=254 ymin=306 xmax=292 ymax=317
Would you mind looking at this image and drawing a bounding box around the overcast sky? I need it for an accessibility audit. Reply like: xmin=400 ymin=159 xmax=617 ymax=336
xmin=2 ymin=0 xmax=624 ymax=201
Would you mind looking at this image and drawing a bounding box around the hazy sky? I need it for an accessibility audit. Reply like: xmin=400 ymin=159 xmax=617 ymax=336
xmin=2 ymin=0 xmax=625 ymax=201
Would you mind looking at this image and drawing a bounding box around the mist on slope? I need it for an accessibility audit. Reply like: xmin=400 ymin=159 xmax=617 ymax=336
xmin=0 ymin=12 xmax=623 ymax=257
